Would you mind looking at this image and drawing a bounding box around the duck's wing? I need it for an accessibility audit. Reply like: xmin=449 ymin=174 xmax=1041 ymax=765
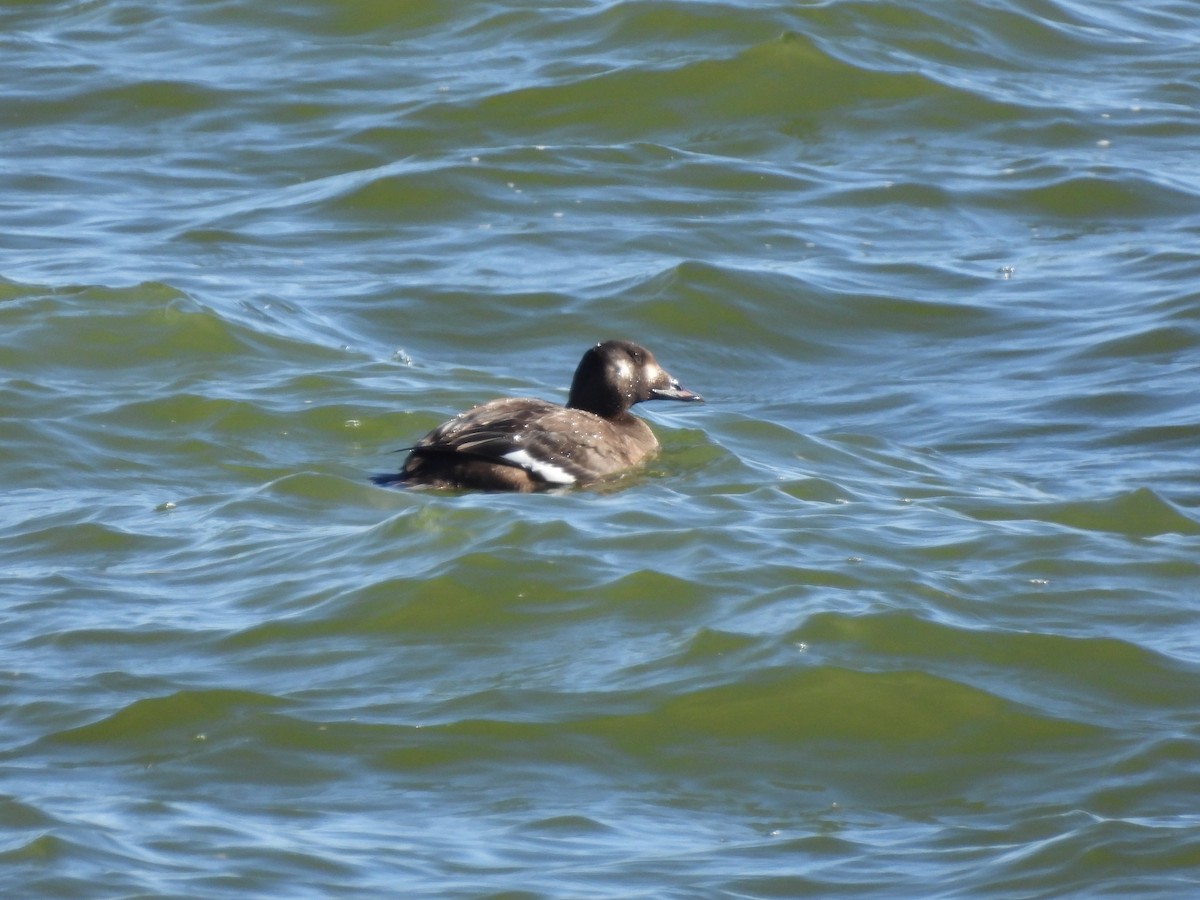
xmin=406 ymin=398 xmax=602 ymax=486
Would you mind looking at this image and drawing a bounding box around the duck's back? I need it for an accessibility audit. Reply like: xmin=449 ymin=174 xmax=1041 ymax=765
xmin=399 ymin=397 xmax=660 ymax=492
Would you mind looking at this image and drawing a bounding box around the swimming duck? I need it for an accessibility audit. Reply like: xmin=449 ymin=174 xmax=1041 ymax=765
xmin=374 ymin=340 xmax=702 ymax=491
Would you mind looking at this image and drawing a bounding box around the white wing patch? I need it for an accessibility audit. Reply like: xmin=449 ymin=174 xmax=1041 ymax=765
xmin=501 ymin=449 xmax=577 ymax=485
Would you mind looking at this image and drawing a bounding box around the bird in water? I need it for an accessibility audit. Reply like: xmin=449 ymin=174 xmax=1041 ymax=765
xmin=373 ymin=340 xmax=702 ymax=492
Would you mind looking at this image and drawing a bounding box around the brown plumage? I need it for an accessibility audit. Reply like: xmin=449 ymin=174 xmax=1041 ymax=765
xmin=373 ymin=341 xmax=702 ymax=492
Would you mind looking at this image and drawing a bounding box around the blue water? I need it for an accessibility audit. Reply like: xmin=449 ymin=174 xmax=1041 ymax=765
xmin=3 ymin=1 xmax=1200 ymax=897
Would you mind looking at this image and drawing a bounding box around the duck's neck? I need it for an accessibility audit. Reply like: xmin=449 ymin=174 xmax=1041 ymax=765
xmin=567 ymin=388 xmax=626 ymax=420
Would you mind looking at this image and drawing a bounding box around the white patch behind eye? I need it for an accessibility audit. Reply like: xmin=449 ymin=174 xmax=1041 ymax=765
xmin=502 ymin=449 xmax=576 ymax=484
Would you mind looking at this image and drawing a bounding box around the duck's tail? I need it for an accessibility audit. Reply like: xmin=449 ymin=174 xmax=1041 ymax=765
xmin=369 ymin=471 xmax=408 ymax=487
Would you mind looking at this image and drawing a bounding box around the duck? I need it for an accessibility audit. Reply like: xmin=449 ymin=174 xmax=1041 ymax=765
xmin=373 ymin=340 xmax=702 ymax=492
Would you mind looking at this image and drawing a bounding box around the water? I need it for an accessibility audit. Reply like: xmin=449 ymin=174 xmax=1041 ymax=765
xmin=3 ymin=0 xmax=1200 ymax=896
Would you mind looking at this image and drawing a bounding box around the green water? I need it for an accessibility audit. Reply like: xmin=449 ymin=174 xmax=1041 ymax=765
xmin=3 ymin=1 xmax=1200 ymax=897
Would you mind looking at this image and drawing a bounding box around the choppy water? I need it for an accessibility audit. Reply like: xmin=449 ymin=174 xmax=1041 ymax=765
xmin=4 ymin=1 xmax=1200 ymax=896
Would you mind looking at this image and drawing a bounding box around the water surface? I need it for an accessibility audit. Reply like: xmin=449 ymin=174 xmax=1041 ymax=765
xmin=3 ymin=1 xmax=1200 ymax=896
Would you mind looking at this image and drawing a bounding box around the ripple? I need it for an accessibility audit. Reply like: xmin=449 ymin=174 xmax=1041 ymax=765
xmin=962 ymin=486 xmax=1200 ymax=537
xmin=5 ymin=0 xmax=1200 ymax=895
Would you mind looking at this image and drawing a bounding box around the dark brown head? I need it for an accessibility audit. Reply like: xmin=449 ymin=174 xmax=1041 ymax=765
xmin=566 ymin=340 xmax=702 ymax=419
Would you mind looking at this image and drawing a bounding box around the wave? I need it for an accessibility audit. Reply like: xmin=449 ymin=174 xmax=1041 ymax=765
xmin=960 ymin=486 xmax=1200 ymax=537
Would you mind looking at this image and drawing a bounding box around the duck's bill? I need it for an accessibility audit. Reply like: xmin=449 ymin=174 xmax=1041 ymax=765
xmin=651 ymin=381 xmax=703 ymax=402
